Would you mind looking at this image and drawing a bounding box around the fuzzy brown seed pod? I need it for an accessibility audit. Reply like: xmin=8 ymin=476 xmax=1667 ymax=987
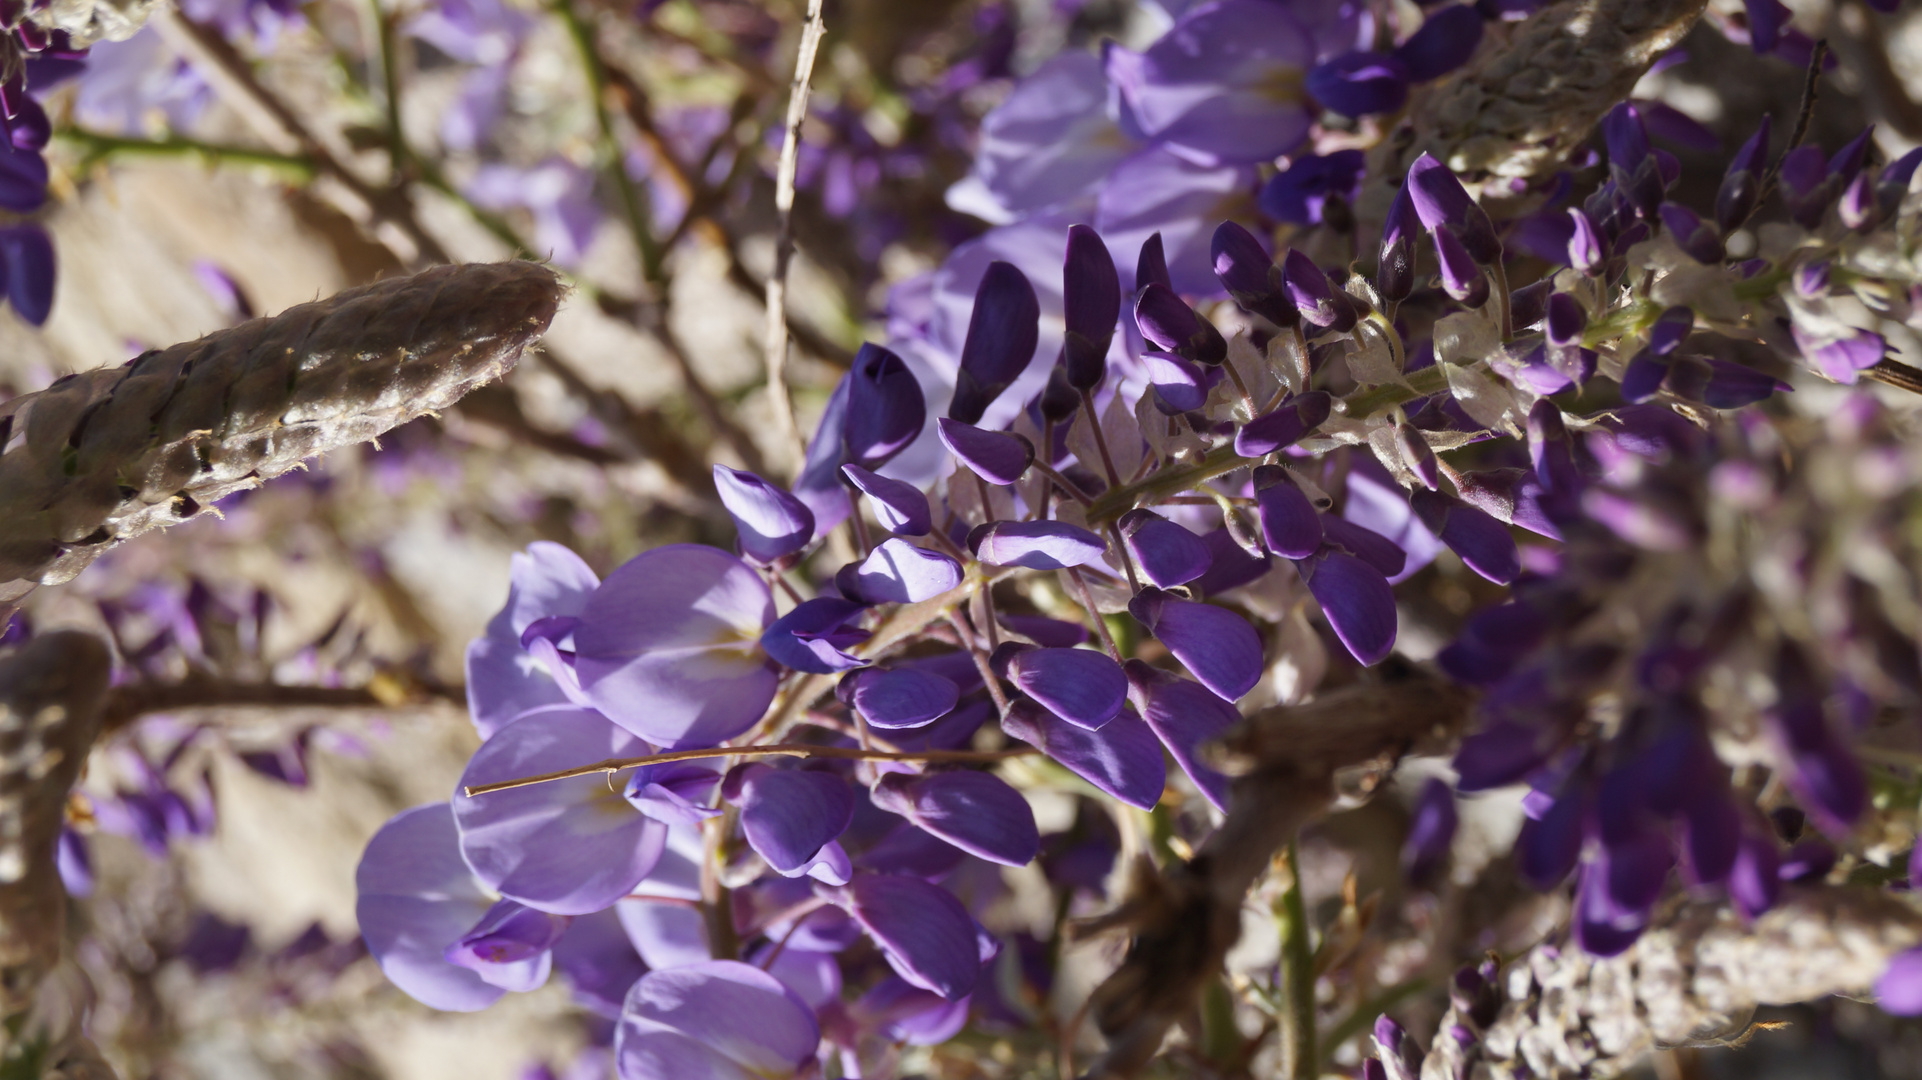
xmin=1418 ymin=889 xmax=1922 ymax=1080
xmin=1361 ymin=0 xmax=1708 ymax=219
xmin=0 ymin=261 xmax=565 ymax=607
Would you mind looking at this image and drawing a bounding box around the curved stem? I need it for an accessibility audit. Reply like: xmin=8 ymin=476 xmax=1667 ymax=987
xmin=464 ymin=741 xmax=1036 ymax=797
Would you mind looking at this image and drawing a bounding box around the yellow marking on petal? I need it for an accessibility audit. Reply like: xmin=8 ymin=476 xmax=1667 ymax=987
xmin=1257 ymin=65 xmax=1306 ymax=106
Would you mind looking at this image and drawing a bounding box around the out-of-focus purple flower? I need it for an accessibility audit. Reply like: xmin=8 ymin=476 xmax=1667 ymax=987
xmin=762 ymin=597 xmax=871 ymax=674
xmin=948 ymin=53 xmax=1131 ymax=222
xmin=1137 ymin=282 xmax=1229 ymax=364
xmin=970 ymin=520 xmax=1107 ymax=570
xmin=1306 ymin=51 xmax=1410 ymax=117
xmin=71 ymin=32 xmax=210 ymax=137
xmin=841 ymin=465 xmax=931 ymax=536
xmin=852 ymin=976 xmax=971 ymax=1045
xmin=1879 ymin=948 xmax=1922 ymax=1016
xmin=724 ymin=763 xmax=856 ymax=881
xmin=1119 ymin=509 xmax=1212 ymax=588
xmin=836 ymin=874 xmax=986 ymax=1000
xmin=571 ymin=545 xmax=778 ymax=747
xmin=1792 ymin=324 xmax=1885 ymax=383
xmin=615 ymin=961 xmax=821 ymax=1080
xmin=1259 ymin=151 xmax=1366 ymax=228
xmin=1517 ymin=780 xmax=1585 ymax=888
xmin=1001 ymin=700 xmax=1167 ymax=810
xmin=870 ymin=770 xmax=1040 ymax=867
xmin=1658 ymin=203 xmax=1724 ymax=263
xmin=1876 ymin=146 xmax=1922 ymax=216
xmin=1410 ymin=490 xmax=1519 ymax=583
xmin=0 ymin=223 xmax=53 ymax=325
xmin=1063 ymin=223 xmax=1121 ymax=390
xmin=713 ymin=466 xmax=814 ymax=567
xmin=1105 ymin=0 xmax=1315 ymax=166
xmin=949 ymin=262 xmax=1040 ymax=425
xmin=454 ymin=707 xmax=668 ymax=914
xmin=938 ymin=419 xmax=1033 ymax=486
xmin=1000 ymin=645 xmax=1129 ymax=730
xmin=1096 ymin=149 xmax=1257 ymax=295
xmin=467 ymin=160 xmax=600 ymax=267
xmin=1402 ymin=776 xmax=1458 ymax=885
xmin=1295 ymin=547 xmax=1397 ymax=665
xmin=1211 ymin=220 xmax=1295 ymax=326
xmin=846 ymin=343 xmax=927 ymax=470
xmin=1393 ymin=5 xmax=1483 ymax=81
xmin=1282 ymin=250 xmax=1358 ymax=332
xmin=56 ymin=827 xmax=91 ymax=898
xmin=1729 ymin=832 xmax=1781 ymax=919
xmin=1129 ymin=588 xmax=1263 ymax=700
xmin=357 ymin=803 xmax=532 ymax=1011
xmin=1125 ymin=661 xmax=1238 ymax=811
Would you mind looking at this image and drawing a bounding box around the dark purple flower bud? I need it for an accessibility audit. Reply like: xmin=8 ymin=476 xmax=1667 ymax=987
xmin=1433 ymin=225 xmax=1489 ymax=306
xmin=1779 ymin=837 xmax=1836 ymax=882
xmin=1619 ymin=348 xmax=1669 ymax=403
xmin=1307 ymin=51 xmax=1411 ymax=117
xmin=1745 ymin=0 xmax=1790 ymax=52
xmin=938 ymin=418 xmax=1034 ymax=486
xmin=1403 ymin=776 xmax=1458 ymax=885
xmin=1911 ymin=841 xmax=1922 ymax=892
xmin=1394 ymin=422 xmax=1441 ymax=490
xmin=1282 ymin=249 xmax=1358 ymax=332
xmin=846 ymin=538 xmax=964 ymax=604
xmin=1254 ymin=465 xmax=1324 ymax=559
xmin=1715 ymin=115 xmax=1771 ymax=230
xmin=1517 ymin=782 xmax=1585 ymax=888
xmin=1637 ymin=99 xmax=1721 ymax=151
xmin=870 ymin=771 xmax=1040 ymax=868
xmin=1136 ymin=232 xmax=1172 ymax=293
xmin=1876 ymin=146 xmax=1922 ymax=216
xmin=1508 ymin=277 xmax=1553 ymax=332
xmin=1378 ymin=183 xmax=1420 ymax=302
xmin=1123 ymin=661 xmax=1239 ymax=812
xmin=724 ymin=763 xmax=856 ymax=877
xmin=1118 ymin=509 xmax=1213 ymax=589
xmin=845 ymin=343 xmax=926 ymax=470
xmin=1410 ymin=489 xmax=1519 ymax=583
xmin=1129 ymin=588 xmax=1264 ymax=700
xmin=969 ymin=520 xmax=1107 ymax=570
xmin=1142 ymin=351 xmax=1212 ymax=414
xmin=1527 ymin=400 xmax=1583 ymax=495
xmin=761 ymin=597 xmax=871 ymax=674
xmin=1320 ymin=515 xmax=1407 ymax=577
xmin=1778 ymin=145 xmax=1831 ymax=229
xmin=839 ymin=873 xmax=985 ymax=999
xmin=1001 ymin=699 xmax=1166 ymax=810
xmin=1839 ymin=171 xmax=1875 ymax=230
xmin=0 ymin=147 xmax=47 ymax=213
xmin=1792 ymin=325 xmax=1886 ymax=383
xmin=950 ymin=261 xmax=1040 ymax=424
xmin=1295 ymin=548 xmax=1397 ymax=665
xmin=1792 ymin=260 xmax=1829 ymax=299
xmin=1064 ymin=224 xmax=1120 ymax=390
xmin=1407 ymin=153 xmax=1502 ymax=263
xmin=1729 ymin=833 xmax=1780 ymax=919
xmin=844 ymin=666 xmax=960 ymax=729
xmin=56 ymin=828 xmax=90 ymax=898
xmin=1236 ymin=391 xmax=1332 ymax=457
xmin=1657 ymin=203 xmax=1724 ymax=263
xmin=1373 ymin=1016 xmax=1421 ymax=1080
xmin=841 ymin=464 xmax=932 ymax=536
xmin=1828 ymin=126 xmax=1875 ymax=186
xmin=1681 ymin=789 xmax=1740 ymax=886
xmin=1664 ymin=355 xmax=1789 ymax=409
xmin=1394 ymin=5 xmax=1483 ymax=81
xmin=1453 ymin=467 xmax=1562 ymax=539
xmin=1573 ymin=866 xmax=1647 ymax=957
xmin=1878 ymin=948 xmax=1922 ymax=1015
xmin=1603 ymin=103 xmax=1662 ymax=219
xmin=1004 ymin=646 xmax=1128 ymax=730
xmin=1191 ymin=527 xmax=1273 ymax=595
xmin=1545 ymin=292 xmax=1586 ymax=347
xmin=0 ymin=224 xmax=52 ymax=325
xmin=1136 ymin=283 xmax=1228 ymax=364
xmin=1567 ymin=207 xmax=1606 ymax=274
xmin=1259 ymin=151 xmax=1366 ymax=231
xmin=1453 ymin=720 xmax=1549 ymax=790
xmin=1039 ymin=363 xmax=1081 ymax=425
xmin=1212 ymin=221 xmax=1297 ymax=327
xmin=713 ymin=466 xmax=815 ymax=567
xmin=1646 ymin=304 xmax=1693 ymax=356
xmin=998 ymin=615 xmax=1085 ymax=649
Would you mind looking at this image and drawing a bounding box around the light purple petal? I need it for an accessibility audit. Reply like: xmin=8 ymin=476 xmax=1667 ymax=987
xmin=454 ymin=706 xmax=668 ymax=914
xmin=618 ymin=960 xmax=821 ymax=1077
xmin=465 ymin=632 xmax=572 ymax=740
xmin=355 ymin=803 xmax=505 ymax=1012
xmin=1001 ymin=701 xmax=1166 ymax=811
xmin=961 ymin=51 xmax=1132 ymax=219
xmin=712 ymin=466 xmax=815 ymax=566
xmin=617 ymin=899 xmax=711 ymax=971
xmin=841 ymin=875 xmax=983 ymax=1000
xmin=725 ymin=764 xmax=856 ymax=874
xmin=1879 ymin=948 xmax=1922 ymax=1015
xmin=847 ymin=667 xmax=961 ymax=729
xmin=551 ymin=907 xmax=647 ymax=1017
xmin=850 ymin=538 xmax=965 ymax=604
xmin=854 ymin=977 xmax=972 ymax=1045
xmin=761 ymin=597 xmax=871 ymax=675
xmin=870 ymin=771 xmax=1040 ymax=867
xmin=1125 ymin=661 xmax=1237 ymax=812
xmin=1007 ymin=647 xmax=1128 ymax=730
xmin=969 ymin=520 xmax=1108 ymax=570
xmin=1095 ymin=147 xmax=1258 ymax=295
xmin=574 ymin=545 xmax=778 ymax=748
xmin=1128 ymin=589 xmax=1263 ymax=701
xmin=445 ymin=898 xmax=569 ymax=991
xmin=842 ymin=464 xmax=933 ymax=536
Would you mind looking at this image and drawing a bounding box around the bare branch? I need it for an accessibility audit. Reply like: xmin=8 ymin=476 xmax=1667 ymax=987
xmin=763 ymin=0 xmax=828 ymax=478
xmin=462 ymin=742 xmax=1036 ymax=797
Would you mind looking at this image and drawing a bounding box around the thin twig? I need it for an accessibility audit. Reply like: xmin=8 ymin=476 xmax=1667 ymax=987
xmin=1864 ymin=357 xmax=1922 ymax=396
xmin=463 ymin=742 xmax=1035 ymax=796
xmin=763 ymin=0 xmax=827 ymax=477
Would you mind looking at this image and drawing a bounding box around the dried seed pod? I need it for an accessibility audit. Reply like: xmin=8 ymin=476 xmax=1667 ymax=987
xmin=0 ymin=261 xmax=564 ymax=602
xmin=23 ymin=0 xmax=164 ymax=47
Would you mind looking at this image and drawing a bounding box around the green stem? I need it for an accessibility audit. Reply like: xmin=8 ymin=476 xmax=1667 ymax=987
xmin=368 ymin=0 xmax=408 ymax=177
xmin=1318 ymin=977 xmax=1430 ymax=1067
xmin=1278 ymin=839 xmax=1317 ymax=1080
xmin=54 ymin=129 xmax=316 ymax=177
xmin=556 ymin=0 xmax=664 ymax=286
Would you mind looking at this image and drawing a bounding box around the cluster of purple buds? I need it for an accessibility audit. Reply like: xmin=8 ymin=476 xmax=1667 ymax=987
xmin=0 ymin=2 xmax=76 ymax=324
